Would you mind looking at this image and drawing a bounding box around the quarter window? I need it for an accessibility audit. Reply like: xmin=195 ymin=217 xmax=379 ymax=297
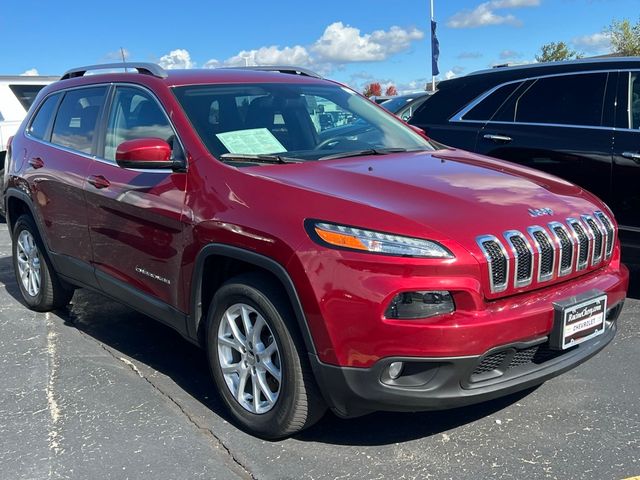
xmin=513 ymin=73 xmax=608 ymax=127
xmin=51 ymin=87 xmax=107 ymax=154
xmin=462 ymin=82 xmax=522 ymax=121
xmin=104 ymin=87 xmax=176 ymax=161
xmin=28 ymin=93 xmax=60 ymax=140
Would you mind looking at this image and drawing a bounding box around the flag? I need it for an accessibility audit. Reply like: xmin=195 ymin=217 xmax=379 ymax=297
xmin=431 ymin=20 xmax=440 ymax=77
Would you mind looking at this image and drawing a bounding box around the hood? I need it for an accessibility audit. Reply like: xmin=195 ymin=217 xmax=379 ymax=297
xmin=249 ymin=149 xmax=604 ymax=247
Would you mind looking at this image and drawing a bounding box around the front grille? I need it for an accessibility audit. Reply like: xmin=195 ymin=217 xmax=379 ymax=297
xmin=595 ymin=211 xmax=614 ymax=259
xmin=477 ymin=211 xmax=615 ymax=294
xmin=472 ymin=351 xmax=507 ymax=375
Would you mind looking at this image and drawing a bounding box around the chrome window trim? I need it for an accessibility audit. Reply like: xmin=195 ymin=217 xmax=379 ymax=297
xmin=594 ymin=210 xmax=616 ymax=259
xmin=449 ymin=68 xmax=633 ymax=128
xmin=548 ymin=221 xmax=573 ymax=277
xmin=527 ymin=225 xmax=555 ymax=283
xmin=24 ymin=82 xmax=184 ymax=175
xmin=581 ymin=214 xmax=604 ymax=266
xmin=476 ymin=234 xmax=510 ymax=293
xmin=567 ymin=217 xmax=590 ymax=271
xmin=503 ymin=230 xmax=533 ymax=288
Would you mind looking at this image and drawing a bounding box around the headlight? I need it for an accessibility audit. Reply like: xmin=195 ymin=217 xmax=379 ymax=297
xmin=309 ymin=221 xmax=454 ymax=258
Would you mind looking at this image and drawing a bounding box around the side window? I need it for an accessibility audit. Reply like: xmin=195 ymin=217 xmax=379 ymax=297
xmin=104 ymin=87 xmax=176 ymax=161
xmin=462 ymin=82 xmax=522 ymax=121
xmin=514 ymin=73 xmax=608 ymax=127
xmin=51 ymin=87 xmax=107 ymax=154
xmin=630 ymin=72 xmax=640 ymax=130
xmin=28 ymin=93 xmax=60 ymax=140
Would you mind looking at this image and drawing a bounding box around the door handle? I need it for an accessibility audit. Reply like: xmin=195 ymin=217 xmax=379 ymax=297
xmin=87 ymin=175 xmax=110 ymax=189
xmin=621 ymin=151 xmax=640 ymax=164
xmin=28 ymin=157 xmax=44 ymax=169
xmin=483 ymin=134 xmax=512 ymax=143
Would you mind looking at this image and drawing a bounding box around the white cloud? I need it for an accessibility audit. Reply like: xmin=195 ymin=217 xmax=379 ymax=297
xmin=20 ymin=68 xmax=39 ymax=76
xmin=500 ymin=49 xmax=523 ymax=59
xmin=445 ymin=70 xmax=458 ymax=80
xmin=572 ymin=32 xmax=612 ymax=55
xmin=447 ymin=0 xmax=539 ymax=29
xmin=158 ymin=49 xmax=194 ymax=69
xmin=312 ymin=22 xmax=424 ymax=62
xmin=222 ymin=45 xmax=312 ymax=67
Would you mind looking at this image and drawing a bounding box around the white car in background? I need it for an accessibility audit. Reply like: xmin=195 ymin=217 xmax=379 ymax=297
xmin=0 ymin=75 xmax=57 ymax=216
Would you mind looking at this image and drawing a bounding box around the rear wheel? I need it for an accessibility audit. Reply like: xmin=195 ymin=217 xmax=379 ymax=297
xmin=207 ymin=273 xmax=325 ymax=439
xmin=12 ymin=214 xmax=73 ymax=311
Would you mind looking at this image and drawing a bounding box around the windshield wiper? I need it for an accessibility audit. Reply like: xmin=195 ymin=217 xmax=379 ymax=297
xmin=318 ymin=148 xmax=408 ymax=161
xmin=220 ymin=153 xmax=303 ymax=164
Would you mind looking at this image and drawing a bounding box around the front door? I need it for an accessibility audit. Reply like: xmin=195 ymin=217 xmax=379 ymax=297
xmin=85 ymin=85 xmax=188 ymax=311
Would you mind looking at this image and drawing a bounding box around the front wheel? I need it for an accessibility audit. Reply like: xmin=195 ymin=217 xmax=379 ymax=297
xmin=207 ymin=273 xmax=325 ymax=439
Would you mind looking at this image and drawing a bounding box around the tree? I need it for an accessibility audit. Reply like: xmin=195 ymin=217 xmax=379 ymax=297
xmin=385 ymin=85 xmax=398 ymax=96
xmin=363 ymin=82 xmax=382 ymax=98
xmin=607 ymin=18 xmax=640 ymax=56
xmin=535 ymin=42 xmax=581 ymax=63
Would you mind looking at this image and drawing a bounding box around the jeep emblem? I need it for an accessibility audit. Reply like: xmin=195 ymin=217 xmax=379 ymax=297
xmin=528 ymin=207 xmax=554 ymax=217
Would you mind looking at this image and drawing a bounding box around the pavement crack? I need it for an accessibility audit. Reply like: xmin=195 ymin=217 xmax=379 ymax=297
xmin=71 ymin=326 xmax=256 ymax=480
xmin=45 ymin=312 xmax=63 ymax=477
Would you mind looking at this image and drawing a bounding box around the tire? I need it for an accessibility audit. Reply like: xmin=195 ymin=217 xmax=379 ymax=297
xmin=207 ymin=272 xmax=326 ymax=439
xmin=12 ymin=214 xmax=74 ymax=311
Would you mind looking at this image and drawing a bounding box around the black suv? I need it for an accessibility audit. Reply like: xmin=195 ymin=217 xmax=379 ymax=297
xmin=410 ymin=58 xmax=640 ymax=258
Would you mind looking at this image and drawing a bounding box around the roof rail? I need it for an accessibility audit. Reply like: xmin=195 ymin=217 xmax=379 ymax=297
xmin=60 ymin=63 xmax=168 ymax=80
xmin=222 ymin=65 xmax=323 ymax=79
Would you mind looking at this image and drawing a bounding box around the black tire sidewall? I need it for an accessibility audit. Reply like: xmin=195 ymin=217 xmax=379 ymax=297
xmin=207 ymin=281 xmax=303 ymax=438
xmin=12 ymin=216 xmax=51 ymax=308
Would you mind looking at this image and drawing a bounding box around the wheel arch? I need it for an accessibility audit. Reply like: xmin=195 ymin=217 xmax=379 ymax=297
xmin=190 ymin=244 xmax=317 ymax=355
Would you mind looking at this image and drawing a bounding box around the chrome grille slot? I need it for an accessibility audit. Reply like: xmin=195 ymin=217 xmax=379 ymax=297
xmin=582 ymin=215 xmax=603 ymax=265
xmin=504 ymin=231 xmax=533 ymax=288
xmin=568 ymin=218 xmax=589 ymax=271
xmin=595 ymin=211 xmax=614 ymax=259
xmin=549 ymin=222 xmax=573 ymax=276
xmin=528 ymin=226 xmax=555 ymax=282
xmin=477 ymin=235 xmax=509 ymax=293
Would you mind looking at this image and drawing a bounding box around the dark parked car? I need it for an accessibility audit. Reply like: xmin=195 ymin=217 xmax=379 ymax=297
xmin=409 ymin=58 xmax=640 ymax=258
xmin=381 ymin=91 xmax=431 ymax=121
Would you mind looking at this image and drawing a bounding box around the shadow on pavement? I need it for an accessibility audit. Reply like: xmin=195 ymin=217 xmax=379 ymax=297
xmin=0 ymin=254 xmax=637 ymax=445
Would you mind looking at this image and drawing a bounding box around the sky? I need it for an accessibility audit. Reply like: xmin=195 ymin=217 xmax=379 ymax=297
xmin=2 ymin=0 xmax=638 ymax=93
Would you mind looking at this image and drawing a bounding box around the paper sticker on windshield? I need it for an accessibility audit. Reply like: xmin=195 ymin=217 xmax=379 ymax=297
xmin=216 ymin=128 xmax=286 ymax=155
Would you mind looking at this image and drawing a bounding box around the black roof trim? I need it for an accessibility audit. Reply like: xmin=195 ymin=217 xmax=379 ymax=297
xmin=468 ymin=56 xmax=640 ymax=77
xmin=60 ymin=63 xmax=168 ymax=80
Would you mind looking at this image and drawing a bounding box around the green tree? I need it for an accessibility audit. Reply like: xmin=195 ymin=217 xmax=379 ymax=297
xmin=607 ymin=18 xmax=640 ymax=56
xmin=535 ymin=42 xmax=581 ymax=63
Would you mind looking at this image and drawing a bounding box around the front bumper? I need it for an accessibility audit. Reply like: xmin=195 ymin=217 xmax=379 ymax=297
xmin=311 ymin=301 xmax=623 ymax=418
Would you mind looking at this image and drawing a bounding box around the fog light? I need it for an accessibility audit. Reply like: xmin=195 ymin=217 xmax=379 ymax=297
xmin=385 ymin=291 xmax=454 ymax=319
xmin=388 ymin=362 xmax=404 ymax=379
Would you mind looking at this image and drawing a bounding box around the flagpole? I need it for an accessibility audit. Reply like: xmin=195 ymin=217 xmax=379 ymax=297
xmin=430 ymin=0 xmax=435 ymax=92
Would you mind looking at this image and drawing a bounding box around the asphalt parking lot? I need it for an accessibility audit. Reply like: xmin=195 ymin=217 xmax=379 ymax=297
xmin=0 ymin=219 xmax=638 ymax=480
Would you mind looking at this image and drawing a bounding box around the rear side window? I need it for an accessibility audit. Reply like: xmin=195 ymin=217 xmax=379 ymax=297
xmin=28 ymin=94 xmax=60 ymax=140
xmin=462 ymin=82 xmax=522 ymax=121
xmin=9 ymin=84 xmax=47 ymax=110
xmin=514 ymin=73 xmax=608 ymax=127
xmin=51 ymin=87 xmax=107 ymax=154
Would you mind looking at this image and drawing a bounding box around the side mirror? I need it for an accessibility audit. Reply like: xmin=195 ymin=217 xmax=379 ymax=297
xmin=116 ymin=138 xmax=175 ymax=169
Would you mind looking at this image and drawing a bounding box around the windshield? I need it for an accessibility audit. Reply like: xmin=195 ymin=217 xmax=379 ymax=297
xmin=172 ymin=83 xmax=433 ymax=163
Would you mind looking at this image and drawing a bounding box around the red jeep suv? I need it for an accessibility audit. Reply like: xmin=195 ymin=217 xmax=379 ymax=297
xmin=2 ymin=63 xmax=629 ymax=438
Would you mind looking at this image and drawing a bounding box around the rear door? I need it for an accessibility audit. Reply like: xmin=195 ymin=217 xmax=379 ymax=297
xmin=475 ymin=72 xmax=615 ymax=206
xmin=24 ymin=86 xmax=107 ymax=281
xmin=85 ymin=84 xmax=188 ymax=311
xmin=611 ymin=70 xmax=640 ymax=249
